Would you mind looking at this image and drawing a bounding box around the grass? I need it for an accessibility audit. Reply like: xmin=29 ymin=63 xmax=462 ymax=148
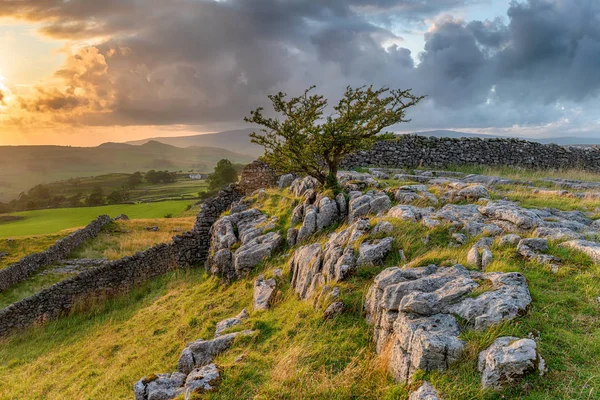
xmin=446 ymin=164 xmax=600 ymax=184
xmin=44 ymin=173 xmax=210 ymax=203
xmin=0 ymin=232 xmax=71 ymax=270
xmin=0 ymin=200 xmax=195 ymax=238
xmin=2 ymin=179 xmax=600 ymax=399
xmin=0 ymin=218 xmax=195 ymax=309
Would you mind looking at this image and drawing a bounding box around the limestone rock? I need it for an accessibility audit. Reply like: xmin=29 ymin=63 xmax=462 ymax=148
xmin=481 ymin=248 xmax=493 ymax=269
xmin=517 ymin=237 xmax=559 ymax=265
xmin=389 ymin=313 xmax=464 ymax=383
xmin=277 ymin=174 xmax=295 ymax=189
xmin=134 ymin=372 xmax=186 ymax=400
xmin=184 ymin=364 xmax=221 ymax=399
xmin=499 ymin=234 xmax=522 ymax=246
xmin=478 ymin=337 xmax=545 ymax=390
xmin=323 ymin=301 xmax=345 ymax=319
xmin=364 ymin=264 xmax=532 ymax=382
xmin=287 ymin=228 xmax=298 ymax=247
xmin=253 ymin=276 xmax=277 ymax=310
xmin=478 ymin=201 xmax=543 ymax=230
xmin=357 ymin=237 xmax=394 ymax=265
xmin=289 ymin=176 xmax=319 ymax=196
xmin=409 ymin=381 xmax=443 ymax=400
xmin=297 ymin=206 xmax=317 ymax=243
xmin=177 ymin=331 xmax=254 ymax=374
xmin=561 ymin=240 xmax=600 ymax=263
xmin=234 ymin=232 xmax=282 ymax=275
xmin=215 ymin=309 xmax=249 ymax=336
xmin=372 ymin=220 xmax=394 ymax=235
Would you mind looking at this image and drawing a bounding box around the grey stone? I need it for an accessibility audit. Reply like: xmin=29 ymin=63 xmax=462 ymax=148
xmin=297 ymin=206 xmax=317 ymax=243
xmin=389 ymin=313 xmax=464 ymax=383
xmin=467 ymin=245 xmax=481 ymax=268
xmin=357 ymin=237 xmax=394 ymax=266
xmin=409 ymin=381 xmax=443 ymax=400
xmin=323 ymin=301 xmax=345 ymax=319
xmin=372 ymin=221 xmax=394 ymax=235
xmin=234 ymin=232 xmax=282 ymax=275
xmin=365 ymin=264 xmax=532 ymax=383
xmin=316 ymin=197 xmax=339 ymax=230
xmin=277 ymin=173 xmax=295 ymax=189
xmin=215 ymin=308 xmax=249 ymax=336
xmin=335 ymin=193 xmax=347 ymax=217
xmin=289 ymin=176 xmax=319 ymax=196
xmin=287 ymin=228 xmax=298 ymax=247
xmin=253 ymin=275 xmax=277 ymax=310
xmin=499 ymin=234 xmax=522 ymax=246
xmin=177 ymin=330 xmax=255 ymax=374
xmin=478 ymin=337 xmax=544 ymax=390
xmin=478 ymin=202 xmax=543 ymax=230
xmin=135 ymin=372 xmax=187 ymax=400
xmin=561 ymin=240 xmax=600 ymax=263
xmin=481 ymin=248 xmax=493 ymax=269
xmin=184 ymin=364 xmax=221 ymax=399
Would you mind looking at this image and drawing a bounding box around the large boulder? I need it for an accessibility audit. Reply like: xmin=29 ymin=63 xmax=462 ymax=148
xmin=208 ymin=208 xmax=282 ymax=280
xmin=478 ymin=201 xmax=543 ymax=230
xmin=478 ymin=337 xmax=545 ymax=390
xmin=365 ymin=264 xmax=532 ymax=382
xmin=290 ymin=220 xmax=369 ymax=300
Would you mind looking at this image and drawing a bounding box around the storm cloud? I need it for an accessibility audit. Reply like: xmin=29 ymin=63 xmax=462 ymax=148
xmin=2 ymin=0 xmax=600 ymax=135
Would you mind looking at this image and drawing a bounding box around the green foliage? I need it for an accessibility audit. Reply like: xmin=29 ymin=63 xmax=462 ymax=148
xmin=85 ymin=186 xmax=105 ymax=206
xmin=127 ymin=172 xmax=143 ymax=188
xmin=246 ymin=85 xmax=424 ymax=190
xmin=106 ymin=189 xmax=130 ymax=204
xmin=145 ymin=170 xmax=177 ymax=184
xmin=207 ymin=159 xmax=238 ymax=190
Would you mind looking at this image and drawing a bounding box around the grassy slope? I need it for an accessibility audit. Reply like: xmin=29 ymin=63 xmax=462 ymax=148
xmin=0 ymin=200 xmax=194 ymax=238
xmin=0 ymin=142 xmax=252 ymax=202
xmin=1 ymin=181 xmax=600 ymax=399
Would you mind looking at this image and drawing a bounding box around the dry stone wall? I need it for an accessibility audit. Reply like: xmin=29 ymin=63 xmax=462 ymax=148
xmin=0 ymin=185 xmax=244 ymax=337
xmin=238 ymin=160 xmax=277 ymax=195
xmin=0 ymin=214 xmax=112 ymax=292
xmin=341 ymin=135 xmax=600 ymax=171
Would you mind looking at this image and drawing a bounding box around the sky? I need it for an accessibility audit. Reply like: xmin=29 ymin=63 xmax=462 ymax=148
xmin=0 ymin=0 xmax=599 ymax=146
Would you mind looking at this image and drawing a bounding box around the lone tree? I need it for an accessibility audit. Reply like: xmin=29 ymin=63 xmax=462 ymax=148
xmin=245 ymin=85 xmax=424 ymax=190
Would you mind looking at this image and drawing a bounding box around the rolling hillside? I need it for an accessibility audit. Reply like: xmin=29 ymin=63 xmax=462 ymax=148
xmin=126 ymin=128 xmax=264 ymax=157
xmin=0 ymin=141 xmax=252 ymax=202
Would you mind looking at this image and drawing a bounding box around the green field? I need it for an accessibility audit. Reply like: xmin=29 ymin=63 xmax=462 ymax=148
xmin=0 ymin=200 xmax=195 ymax=238
xmin=44 ymin=173 xmax=209 ymax=202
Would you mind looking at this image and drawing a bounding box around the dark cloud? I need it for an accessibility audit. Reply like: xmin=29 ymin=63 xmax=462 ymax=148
xmin=1 ymin=0 xmax=600 ymax=135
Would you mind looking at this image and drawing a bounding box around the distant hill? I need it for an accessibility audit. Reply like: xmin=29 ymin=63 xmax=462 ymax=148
xmin=0 ymin=142 xmax=252 ymax=202
xmin=126 ymin=128 xmax=263 ymax=157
